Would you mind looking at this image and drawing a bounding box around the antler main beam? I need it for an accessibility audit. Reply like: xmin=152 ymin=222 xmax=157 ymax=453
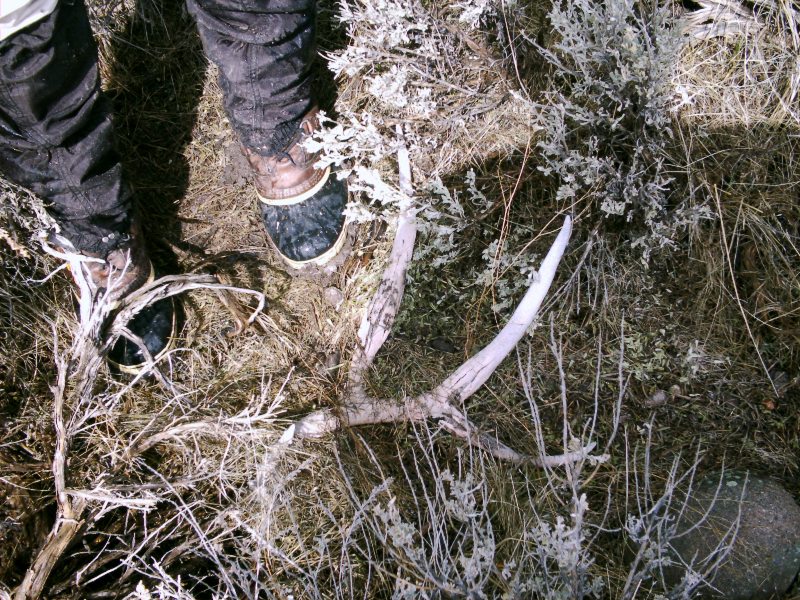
xmin=284 ymin=145 xmax=585 ymax=466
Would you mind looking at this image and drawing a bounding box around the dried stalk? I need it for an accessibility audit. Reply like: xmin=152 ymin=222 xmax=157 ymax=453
xmin=13 ymin=268 xmax=266 ymax=600
xmin=107 ymin=274 xmax=265 ymax=354
xmin=14 ymin=350 xmax=88 ymax=600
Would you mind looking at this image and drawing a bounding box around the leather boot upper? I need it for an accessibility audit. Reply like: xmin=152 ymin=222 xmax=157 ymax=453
xmin=78 ymin=233 xmax=152 ymax=304
xmin=242 ymin=107 xmax=327 ymax=203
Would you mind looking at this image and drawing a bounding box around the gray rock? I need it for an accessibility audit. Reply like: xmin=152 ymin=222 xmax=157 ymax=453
xmin=667 ymin=471 xmax=800 ymax=599
xmin=323 ymin=286 xmax=344 ymax=310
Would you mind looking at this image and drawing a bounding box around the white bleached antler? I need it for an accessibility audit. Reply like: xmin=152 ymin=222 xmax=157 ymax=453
xmin=284 ymin=144 xmax=589 ymax=467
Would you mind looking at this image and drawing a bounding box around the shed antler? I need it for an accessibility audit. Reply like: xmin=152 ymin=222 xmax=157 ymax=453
xmin=284 ymin=145 xmax=589 ymax=467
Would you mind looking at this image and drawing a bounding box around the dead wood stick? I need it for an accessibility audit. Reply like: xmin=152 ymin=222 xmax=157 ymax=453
xmin=350 ymin=136 xmax=416 ymax=387
xmin=281 ymin=141 xmax=581 ymax=465
xmin=13 ymin=500 xmax=87 ymax=600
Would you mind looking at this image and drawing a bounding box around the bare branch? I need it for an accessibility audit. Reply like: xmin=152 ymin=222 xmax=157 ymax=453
xmin=108 ymin=274 xmax=266 ymax=349
xmin=428 ymin=216 xmax=572 ymax=404
xmin=351 ymin=139 xmax=416 ymax=385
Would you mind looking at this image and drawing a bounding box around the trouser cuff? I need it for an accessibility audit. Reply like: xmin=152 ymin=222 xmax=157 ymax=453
xmin=0 ymin=0 xmax=133 ymax=256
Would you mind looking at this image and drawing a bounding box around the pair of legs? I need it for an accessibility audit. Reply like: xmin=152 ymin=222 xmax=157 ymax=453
xmin=0 ymin=0 xmax=348 ymax=370
xmin=0 ymin=0 xmax=345 ymax=263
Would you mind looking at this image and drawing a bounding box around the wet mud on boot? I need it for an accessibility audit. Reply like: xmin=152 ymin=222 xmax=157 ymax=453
xmin=243 ymin=108 xmax=350 ymax=272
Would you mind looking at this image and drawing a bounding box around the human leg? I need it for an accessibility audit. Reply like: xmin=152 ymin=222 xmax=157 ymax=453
xmin=0 ymin=0 xmax=132 ymax=257
xmin=0 ymin=0 xmax=174 ymax=372
xmin=187 ymin=0 xmax=347 ymax=268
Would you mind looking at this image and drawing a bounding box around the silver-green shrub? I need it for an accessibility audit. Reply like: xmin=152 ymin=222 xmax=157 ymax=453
xmin=535 ymin=0 xmax=711 ymax=258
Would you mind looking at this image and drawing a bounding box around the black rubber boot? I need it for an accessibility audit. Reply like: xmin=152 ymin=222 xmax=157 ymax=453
xmin=187 ymin=1 xmax=348 ymax=268
xmin=244 ymin=109 xmax=348 ymax=268
xmin=56 ymin=232 xmax=177 ymax=375
xmin=85 ymin=244 xmax=176 ymax=375
xmin=107 ymin=298 xmax=177 ymax=375
xmin=259 ymin=173 xmax=348 ymax=268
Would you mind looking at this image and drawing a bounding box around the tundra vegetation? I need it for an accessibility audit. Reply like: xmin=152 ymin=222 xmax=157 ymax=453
xmin=1 ymin=0 xmax=799 ymax=598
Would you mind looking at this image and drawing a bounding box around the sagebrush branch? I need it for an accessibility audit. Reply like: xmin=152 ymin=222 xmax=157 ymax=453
xmin=14 ymin=270 xmax=267 ymax=600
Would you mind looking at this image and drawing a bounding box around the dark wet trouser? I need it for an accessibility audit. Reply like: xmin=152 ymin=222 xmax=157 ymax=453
xmin=0 ymin=0 xmax=316 ymax=256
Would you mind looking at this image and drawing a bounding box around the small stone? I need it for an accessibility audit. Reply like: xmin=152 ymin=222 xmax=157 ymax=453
xmin=645 ymin=389 xmax=668 ymax=407
xmin=665 ymin=471 xmax=800 ymax=599
xmin=428 ymin=336 xmax=457 ymax=353
xmin=314 ymin=350 xmax=341 ymax=376
xmin=220 ymin=142 xmax=252 ymax=187
xmin=769 ymin=369 xmax=789 ymax=398
xmin=324 ymin=351 xmax=341 ymax=370
xmin=323 ymin=286 xmax=344 ymax=310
